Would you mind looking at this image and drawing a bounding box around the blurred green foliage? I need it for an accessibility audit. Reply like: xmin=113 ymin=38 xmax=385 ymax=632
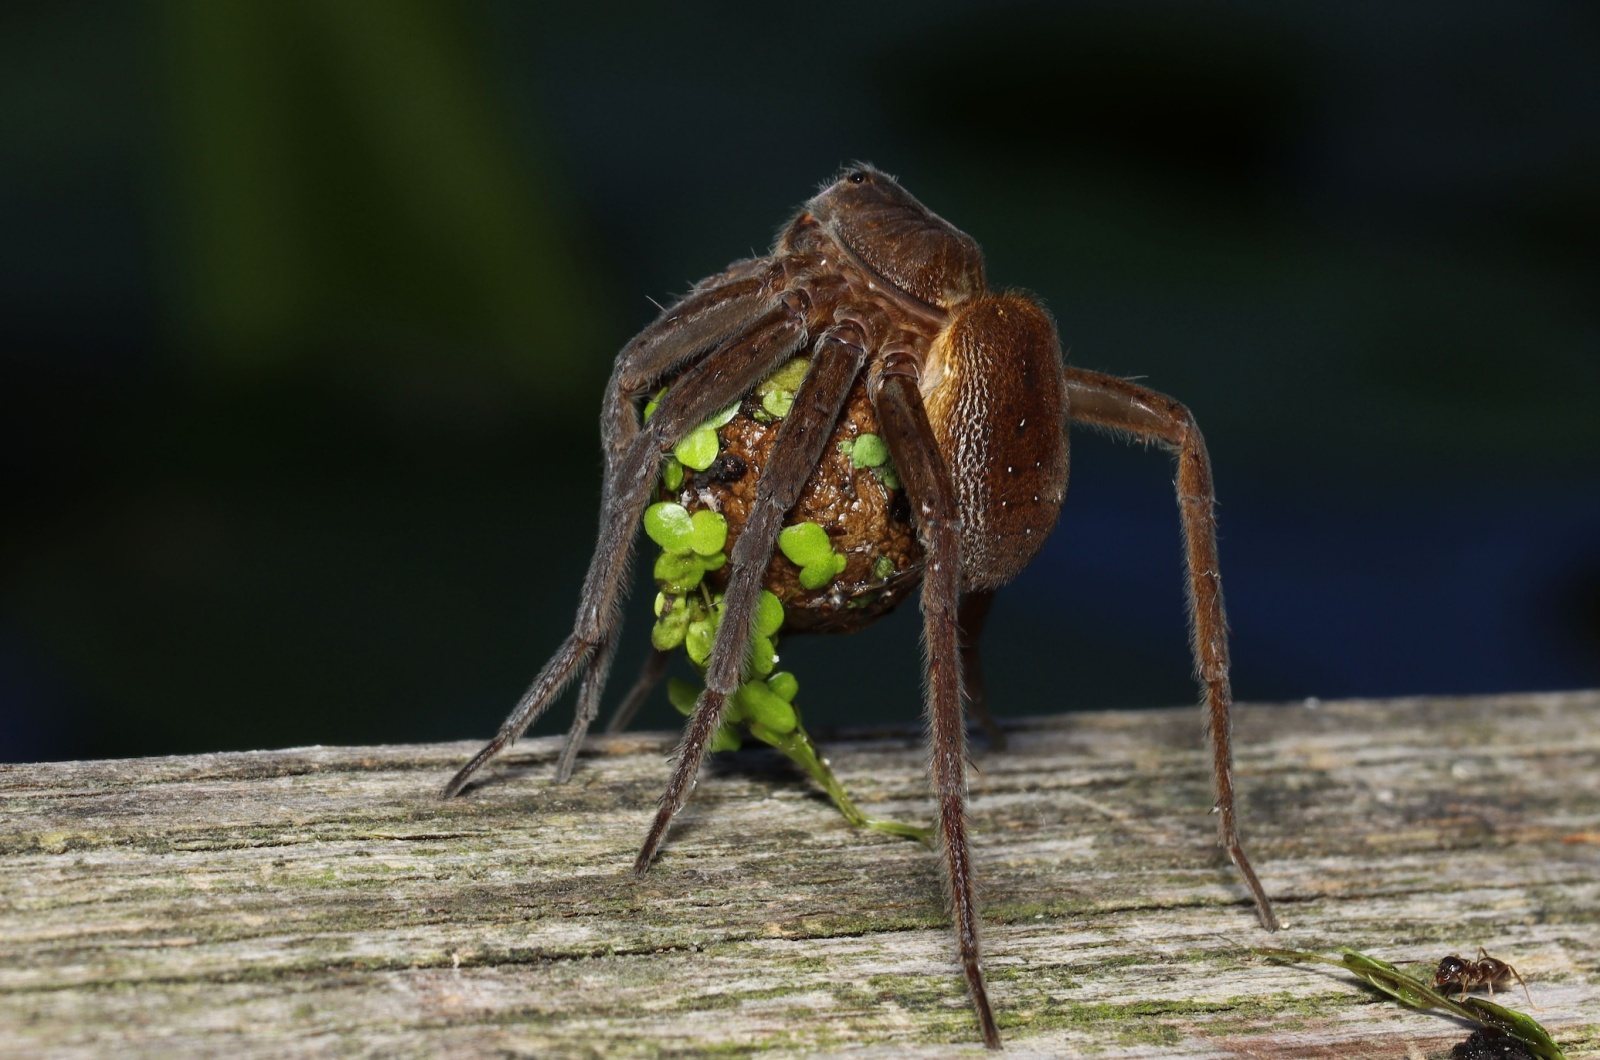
xmin=2 ymin=1 xmax=1596 ymax=765
xmin=162 ymin=0 xmax=600 ymax=399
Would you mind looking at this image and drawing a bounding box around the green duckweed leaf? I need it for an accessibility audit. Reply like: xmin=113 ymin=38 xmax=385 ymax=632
xmin=754 ymin=590 xmax=785 ymax=637
xmin=654 ymin=550 xmax=705 ymax=593
xmin=650 ymin=596 xmax=691 ymax=650
xmin=761 ymin=388 xmax=795 ymax=418
xmin=643 ymin=502 xmax=693 ymax=551
xmin=797 ymin=551 xmax=849 ymax=590
xmin=688 ymin=509 xmax=728 ymax=556
xmin=779 ymin=522 xmax=833 ymax=568
xmin=643 ymin=386 xmax=666 ymax=423
xmin=850 ymin=433 xmax=889 ymax=468
xmin=737 ymin=679 xmax=796 ymax=734
xmin=666 ymin=677 xmax=699 ymax=716
xmin=767 ymin=670 xmax=798 ymax=702
xmin=685 ymin=619 xmax=716 ymax=666
xmin=747 ymin=632 xmax=777 ymax=676
xmin=758 ymin=357 xmax=810 ymax=395
xmin=798 ymin=562 xmax=831 ymax=590
xmin=673 ymin=427 xmax=719 ymax=471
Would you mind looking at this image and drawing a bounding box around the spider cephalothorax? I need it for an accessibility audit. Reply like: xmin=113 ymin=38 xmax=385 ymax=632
xmin=444 ymin=165 xmax=1279 ymax=1048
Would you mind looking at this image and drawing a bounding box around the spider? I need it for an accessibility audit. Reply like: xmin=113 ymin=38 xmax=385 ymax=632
xmin=444 ymin=164 xmax=1280 ymax=1048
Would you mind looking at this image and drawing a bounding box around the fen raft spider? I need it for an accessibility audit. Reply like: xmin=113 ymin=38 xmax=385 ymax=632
xmin=444 ymin=165 xmax=1280 ymax=1048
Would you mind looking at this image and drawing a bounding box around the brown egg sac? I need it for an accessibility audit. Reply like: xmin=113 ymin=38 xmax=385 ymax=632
xmin=660 ymin=364 xmax=924 ymax=634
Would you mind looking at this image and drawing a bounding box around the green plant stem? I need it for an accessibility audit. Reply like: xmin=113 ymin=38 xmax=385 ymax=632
xmin=751 ymin=723 xmax=933 ymax=847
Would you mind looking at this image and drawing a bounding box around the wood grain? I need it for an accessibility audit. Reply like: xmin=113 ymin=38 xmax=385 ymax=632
xmin=2 ymin=691 xmax=1597 ymax=1057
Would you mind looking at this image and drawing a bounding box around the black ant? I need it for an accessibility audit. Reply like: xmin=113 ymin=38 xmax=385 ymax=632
xmin=1403 ymin=947 xmax=1534 ymax=1008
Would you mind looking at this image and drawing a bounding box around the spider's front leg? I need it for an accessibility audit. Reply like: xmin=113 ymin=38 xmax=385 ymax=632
xmin=634 ymin=316 xmax=873 ymax=869
xmin=868 ymin=292 xmax=1068 ymax=1050
xmin=871 ymin=363 xmax=999 ymax=1048
xmin=1064 ymin=366 xmax=1279 ymax=931
xmin=555 ymin=260 xmax=789 ymax=780
xmin=443 ymin=289 xmax=815 ymax=797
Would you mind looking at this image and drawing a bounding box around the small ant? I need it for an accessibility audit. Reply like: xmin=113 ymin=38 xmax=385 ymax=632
xmin=1403 ymin=947 xmax=1534 ymax=1008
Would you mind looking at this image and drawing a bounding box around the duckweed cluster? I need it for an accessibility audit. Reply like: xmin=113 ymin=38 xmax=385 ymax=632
xmin=645 ymin=497 xmax=784 ymax=753
xmin=639 ymin=367 xmax=930 ymax=845
xmin=644 ymin=502 xmax=729 ymax=597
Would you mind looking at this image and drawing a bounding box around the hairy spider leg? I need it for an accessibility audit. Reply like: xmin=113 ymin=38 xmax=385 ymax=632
xmin=957 ymin=590 xmax=1006 ymax=750
xmin=634 ymin=318 xmax=872 ymax=870
xmin=442 ymin=296 xmax=812 ymax=797
xmin=872 ymin=367 xmax=999 ymax=1049
xmin=553 ymin=635 xmax=620 ymax=783
xmin=556 ymin=263 xmax=790 ymax=780
xmin=602 ymin=648 xmax=671 ymax=734
xmin=1062 ymin=367 xmax=1280 ymax=932
xmin=598 ymin=260 xmax=789 ymax=500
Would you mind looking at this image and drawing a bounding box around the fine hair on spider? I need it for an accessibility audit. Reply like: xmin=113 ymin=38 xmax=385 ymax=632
xmin=443 ymin=164 xmax=1280 ymax=1049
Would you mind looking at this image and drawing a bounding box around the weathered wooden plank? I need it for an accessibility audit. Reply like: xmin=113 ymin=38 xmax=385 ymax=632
xmin=1 ymin=691 xmax=1597 ymax=1058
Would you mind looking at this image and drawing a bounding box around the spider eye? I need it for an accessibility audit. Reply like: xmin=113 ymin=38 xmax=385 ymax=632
xmin=847 ymin=170 xmax=868 ymax=185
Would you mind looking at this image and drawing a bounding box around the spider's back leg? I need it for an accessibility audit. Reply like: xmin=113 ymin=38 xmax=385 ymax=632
xmin=600 ymin=648 xmax=670 ymax=735
xmin=1063 ymin=366 xmax=1279 ymax=931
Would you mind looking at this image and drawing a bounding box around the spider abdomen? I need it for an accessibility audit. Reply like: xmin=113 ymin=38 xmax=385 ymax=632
xmin=923 ymin=292 xmax=1069 ymax=590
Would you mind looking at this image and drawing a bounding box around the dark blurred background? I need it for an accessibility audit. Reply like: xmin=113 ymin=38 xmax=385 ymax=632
xmin=3 ymin=1 xmax=1597 ymax=764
